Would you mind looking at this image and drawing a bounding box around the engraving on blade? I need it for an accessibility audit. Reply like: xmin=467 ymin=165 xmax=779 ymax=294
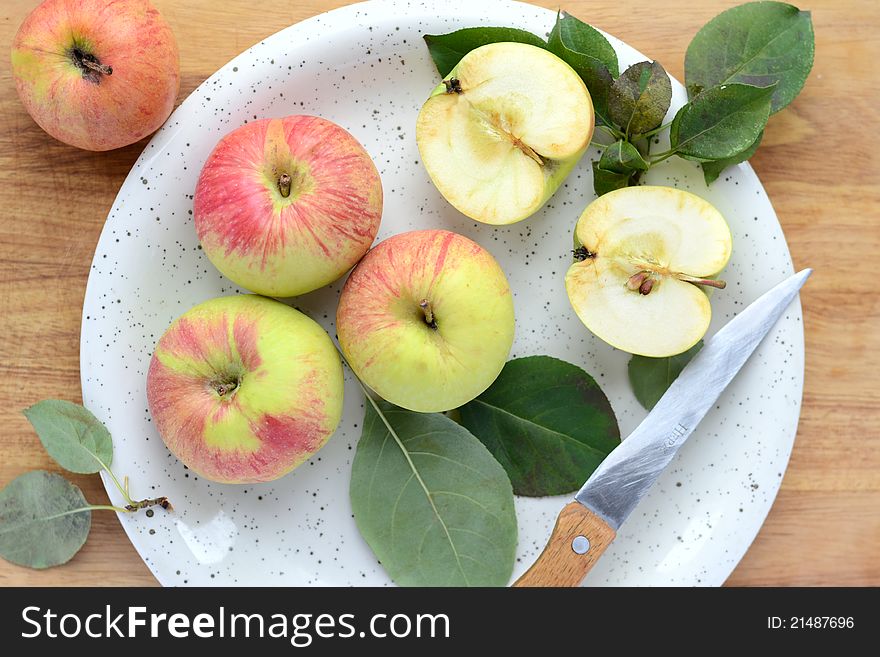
xmin=663 ymin=424 xmax=689 ymax=449
xmin=576 ymin=269 xmax=812 ymax=530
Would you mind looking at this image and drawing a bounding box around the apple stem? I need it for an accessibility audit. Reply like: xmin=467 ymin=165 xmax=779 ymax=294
xmin=418 ymin=299 xmax=437 ymax=330
xmin=278 ymin=173 xmax=292 ymax=198
xmin=214 ymin=381 xmax=238 ymax=396
xmin=81 ymin=58 xmax=113 ymax=76
xmin=677 ymin=274 xmax=727 ymax=289
xmin=71 ymin=48 xmax=112 ymax=81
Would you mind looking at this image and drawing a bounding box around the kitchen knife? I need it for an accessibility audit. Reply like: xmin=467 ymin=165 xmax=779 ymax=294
xmin=513 ymin=269 xmax=812 ymax=587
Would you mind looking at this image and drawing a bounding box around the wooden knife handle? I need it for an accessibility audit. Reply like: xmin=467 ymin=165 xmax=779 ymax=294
xmin=513 ymin=501 xmax=616 ymax=587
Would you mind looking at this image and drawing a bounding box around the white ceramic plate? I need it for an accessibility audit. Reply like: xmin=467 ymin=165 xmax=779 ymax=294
xmin=80 ymin=0 xmax=804 ymax=586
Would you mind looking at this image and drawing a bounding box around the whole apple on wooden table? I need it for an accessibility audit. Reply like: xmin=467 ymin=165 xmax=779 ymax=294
xmin=11 ymin=0 xmax=179 ymax=150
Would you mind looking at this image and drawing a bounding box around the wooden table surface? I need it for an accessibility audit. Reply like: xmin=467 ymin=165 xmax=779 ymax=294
xmin=1 ymin=0 xmax=878 ymax=586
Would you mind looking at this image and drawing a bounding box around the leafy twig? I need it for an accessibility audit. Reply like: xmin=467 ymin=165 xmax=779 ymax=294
xmin=0 ymin=401 xmax=171 ymax=569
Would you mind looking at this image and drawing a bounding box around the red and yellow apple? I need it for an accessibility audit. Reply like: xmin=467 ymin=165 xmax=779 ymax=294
xmin=194 ymin=115 xmax=383 ymax=297
xmin=11 ymin=0 xmax=179 ymax=151
xmin=337 ymin=229 xmax=515 ymax=412
xmin=146 ymin=295 xmax=344 ymax=484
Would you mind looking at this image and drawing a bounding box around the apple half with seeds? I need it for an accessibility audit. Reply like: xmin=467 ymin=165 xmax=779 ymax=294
xmin=565 ymin=186 xmax=732 ymax=357
xmin=416 ymin=42 xmax=593 ymax=225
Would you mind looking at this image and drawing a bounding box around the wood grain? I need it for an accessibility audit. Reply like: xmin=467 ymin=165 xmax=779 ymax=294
xmin=1 ymin=0 xmax=878 ymax=586
xmin=514 ymin=502 xmax=616 ymax=587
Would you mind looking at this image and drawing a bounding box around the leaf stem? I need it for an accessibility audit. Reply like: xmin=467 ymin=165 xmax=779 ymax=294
xmin=95 ymin=456 xmax=134 ymax=506
xmin=89 ymin=504 xmax=132 ymax=513
xmin=634 ymin=121 xmax=672 ymax=140
xmin=359 ymin=384 xmax=472 ymax=585
xmin=649 ymin=148 xmax=678 ymax=164
xmin=332 ymin=345 xmax=383 ymax=422
xmin=94 ymin=455 xmax=171 ymax=512
xmin=47 ymin=500 xmax=172 ymax=519
xmin=632 ymin=134 xmax=653 ymax=184
xmin=332 ymin=342 xmax=471 ymax=584
xmin=596 ymin=123 xmax=625 ymax=140
xmin=40 ymin=504 xmax=131 ymax=522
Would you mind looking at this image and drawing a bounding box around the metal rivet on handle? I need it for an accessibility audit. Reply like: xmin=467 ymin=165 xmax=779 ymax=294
xmin=572 ymin=535 xmax=590 ymax=554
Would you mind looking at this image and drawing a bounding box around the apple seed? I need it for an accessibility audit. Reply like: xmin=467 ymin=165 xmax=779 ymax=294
xmin=627 ymin=271 xmax=650 ymax=291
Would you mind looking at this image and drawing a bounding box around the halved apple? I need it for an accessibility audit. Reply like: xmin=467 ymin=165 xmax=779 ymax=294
xmin=416 ymin=42 xmax=594 ymax=225
xmin=565 ymin=186 xmax=732 ymax=357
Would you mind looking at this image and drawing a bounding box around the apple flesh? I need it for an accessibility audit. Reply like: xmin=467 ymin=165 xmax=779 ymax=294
xmin=194 ymin=116 xmax=383 ymax=297
xmin=337 ymin=229 xmax=515 ymax=412
xmin=146 ymin=295 xmax=344 ymax=484
xmin=11 ymin=0 xmax=179 ymax=151
xmin=565 ymin=186 xmax=732 ymax=357
xmin=416 ymin=42 xmax=593 ymax=225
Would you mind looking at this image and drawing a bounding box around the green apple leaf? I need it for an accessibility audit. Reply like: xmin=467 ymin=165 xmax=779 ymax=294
xmin=547 ymin=11 xmax=618 ymax=127
xmin=628 ymin=341 xmax=704 ymax=411
xmin=423 ymin=27 xmax=547 ymax=78
xmin=547 ymin=11 xmax=618 ymax=75
xmin=0 ymin=471 xmax=91 ymax=569
xmin=670 ymin=83 xmax=775 ymax=160
xmin=350 ymin=399 xmax=517 ymax=586
xmin=458 ymin=356 xmax=620 ymax=497
xmin=599 ymin=140 xmax=649 ymax=173
xmin=685 ymin=1 xmax=814 ymax=113
xmin=592 ymin=161 xmax=632 ymax=197
xmin=609 ymin=61 xmax=672 ymax=137
xmin=23 ymin=400 xmax=113 ymax=474
xmin=701 ymin=130 xmax=763 ymax=184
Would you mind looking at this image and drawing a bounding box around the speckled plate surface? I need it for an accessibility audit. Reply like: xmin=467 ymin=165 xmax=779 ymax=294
xmin=80 ymin=0 xmax=805 ymax=586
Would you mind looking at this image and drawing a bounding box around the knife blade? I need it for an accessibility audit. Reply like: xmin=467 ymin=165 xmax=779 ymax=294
xmin=514 ymin=268 xmax=811 ymax=587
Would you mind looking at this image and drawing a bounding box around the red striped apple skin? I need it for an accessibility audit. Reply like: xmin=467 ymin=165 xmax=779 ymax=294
xmin=194 ymin=116 xmax=383 ymax=297
xmin=11 ymin=0 xmax=179 ymax=151
xmin=337 ymin=229 xmax=515 ymax=412
xmin=146 ymin=295 xmax=343 ymax=484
